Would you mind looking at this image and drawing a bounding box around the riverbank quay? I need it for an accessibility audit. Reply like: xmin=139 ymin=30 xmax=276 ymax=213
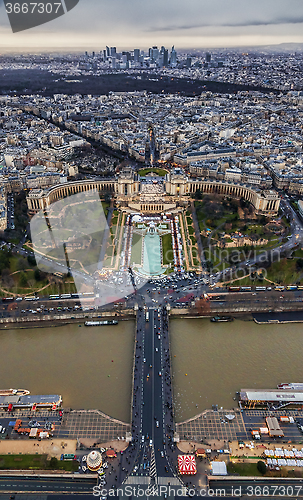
xmin=175 ymin=408 xmax=303 ymax=450
xmin=0 ymin=309 xmax=135 ymax=330
xmin=0 ymin=438 xmax=77 ymax=459
xmin=0 ymin=408 xmax=131 ymax=444
xmin=254 ymin=311 xmax=303 ymax=324
xmin=2 ymin=296 xmax=303 ymax=328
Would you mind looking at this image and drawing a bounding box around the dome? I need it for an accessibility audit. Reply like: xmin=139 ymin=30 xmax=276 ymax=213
xmin=86 ymin=450 xmax=102 ymax=471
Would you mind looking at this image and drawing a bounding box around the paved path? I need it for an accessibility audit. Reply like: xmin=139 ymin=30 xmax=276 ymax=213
xmin=97 ymin=205 xmax=114 ymax=271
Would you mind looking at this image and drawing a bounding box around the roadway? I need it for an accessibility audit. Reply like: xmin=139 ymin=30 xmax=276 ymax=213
xmin=209 ymin=478 xmax=303 ymax=498
xmin=0 ymin=476 xmax=96 ymax=494
xmin=128 ymin=307 xmax=177 ymax=481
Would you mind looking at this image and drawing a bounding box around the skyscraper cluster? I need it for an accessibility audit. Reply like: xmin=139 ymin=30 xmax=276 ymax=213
xmin=89 ymin=45 xmax=178 ymax=69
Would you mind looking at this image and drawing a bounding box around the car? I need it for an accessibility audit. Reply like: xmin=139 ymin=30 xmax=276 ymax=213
xmin=155 ymin=347 xmax=158 ymax=352
xmin=161 ymin=451 xmax=164 ymax=457
xmin=143 ymin=358 xmax=146 ymax=363
xmin=149 ymin=439 xmax=152 ymax=447
xmin=156 ymin=421 xmax=159 ymax=427
xmin=159 ymin=371 xmax=162 ymax=376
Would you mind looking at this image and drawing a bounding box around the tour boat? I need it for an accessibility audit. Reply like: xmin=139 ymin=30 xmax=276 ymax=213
xmin=85 ymin=320 xmax=118 ymax=326
xmin=210 ymin=316 xmax=234 ymax=323
xmin=277 ymin=383 xmax=303 ymax=390
xmin=0 ymin=389 xmax=30 ymax=396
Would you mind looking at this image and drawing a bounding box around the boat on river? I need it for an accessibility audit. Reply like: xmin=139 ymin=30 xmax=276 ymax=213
xmin=277 ymin=383 xmax=303 ymax=390
xmin=85 ymin=320 xmax=118 ymax=326
xmin=210 ymin=316 xmax=233 ymax=323
xmin=0 ymin=389 xmax=30 ymax=396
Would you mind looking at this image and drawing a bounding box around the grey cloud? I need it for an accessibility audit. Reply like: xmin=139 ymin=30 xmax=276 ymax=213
xmin=148 ymin=18 xmax=303 ymax=32
xmin=1 ymin=0 xmax=303 ymax=48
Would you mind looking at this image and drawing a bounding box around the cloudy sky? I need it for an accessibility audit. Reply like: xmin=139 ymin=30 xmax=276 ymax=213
xmin=1 ymin=0 xmax=303 ymax=52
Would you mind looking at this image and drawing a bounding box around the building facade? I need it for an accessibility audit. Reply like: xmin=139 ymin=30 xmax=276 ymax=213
xmin=27 ymin=168 xmax=280 ymax=216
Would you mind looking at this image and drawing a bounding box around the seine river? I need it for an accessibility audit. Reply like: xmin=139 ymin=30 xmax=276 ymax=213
xmin=0 ymin=321 xmax=135 ymax=423
xmin=170 ymin=318 xmax=303 ymax=422
xmin=0 ymin=318 xmax=302 ymax=424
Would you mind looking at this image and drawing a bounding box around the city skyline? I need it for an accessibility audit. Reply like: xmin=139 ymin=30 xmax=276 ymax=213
xmin=1 ymin=0 xmax=303 ymax=51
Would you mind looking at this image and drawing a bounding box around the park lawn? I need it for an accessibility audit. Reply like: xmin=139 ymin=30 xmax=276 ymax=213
xmin=131 ymin=233 xmax=143 ymax=265
xmin=293 ymin=248 xmax=303 ymax=258
xmin=138 ymin=168 xmax=168 ymax=177
xmin=162 ymin=233 xmax=173 ymax=266
xmin=227 ymin=461 xmax=303 ymax=478
xmin=262 ymin=258 xmax=303 ymax=285
xmin=192 ymin=256 xmax=200 ymax=267
xmin=227 ymin=462 xmax=263 ymax=477
xmin=103 ymin=256 xmax=113 ymax=268
xmin=9 ymin=255 xmax=28 ymax=273
xmin=0 ymin=454 xmax=79 ymax=472
xmin=282 ymin=216 xmax=291 ymax=228
xmin=223 ymin=257 xmax=303 ymax=286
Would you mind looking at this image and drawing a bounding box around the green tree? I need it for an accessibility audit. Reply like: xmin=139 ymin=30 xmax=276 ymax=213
xmin=27 ymin=255 xmax=36 ymax=266
xmin=194 ymin=189 xmax=203 ymax=200
xmin=296 ymin=258 xmax=303 ymax=271
xmin=34 ymin=269 xmax=41 ymax=281
xmin=17 ymin=258 xmax=27 ymax=270
xmin=257 ymin=460 xmax=267 ymax=475
xmin=19 ymin=272 xmax=28 ymax=288
xmin=49 ymin=457 xmax=59 ymax=469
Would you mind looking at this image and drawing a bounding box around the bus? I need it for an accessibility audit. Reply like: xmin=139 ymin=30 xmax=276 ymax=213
xmin=275 ymin=286 xmax=285 ymax=291
xmin=208 ymin=294 xmax=225 ymax=301
xmin=25 ymin=296 xmax=36 ymax=301
xmin=146 ymin=311 xmax=149 ymax=322
xmin=2 ymin=297 xmax=14 ymax=302
xmin=240 ymin=287 xmax=252 ymax=291
xmin=255 ymin=287 xmax=266 ymax=291
xmin=60 ymin=294 xmax=71 ymax=299
xmin=62 ymin=453 xmax=76 ymax=461
xmin=286 ymin=286 xmax=297 ymax=291
xmin=228 ymin=286 xmax=241 ymax=292
xmin=49 ymin=295 xmax=60 ymax=300
xmin=82 ymin=292 xmax=95 ymax=297
xmin=297 ymin=286 xmax=303 ymax=290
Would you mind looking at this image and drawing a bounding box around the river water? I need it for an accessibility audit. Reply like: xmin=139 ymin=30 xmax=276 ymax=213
xmin=170 ymin=318 xmax=303 ymax=422
xmin=0 ymin=318 xmax=302 ymax=424
xmin=0 ymin=321 xmax=135 ymax=423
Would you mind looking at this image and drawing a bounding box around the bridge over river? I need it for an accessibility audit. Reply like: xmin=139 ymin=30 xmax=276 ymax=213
xmin=97 ymin=306 xmax=192 ymax=497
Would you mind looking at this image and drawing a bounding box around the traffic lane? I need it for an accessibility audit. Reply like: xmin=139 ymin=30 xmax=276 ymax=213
xmin=0 ymin=477 xmax=96 ymax=493
xmin=155 ymin=309 xmax=175 ymax=478
xmin=142 ymin=318 xmax=153 ymax=442
xmin=209 ymin=479 xmax=303 ymax=497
